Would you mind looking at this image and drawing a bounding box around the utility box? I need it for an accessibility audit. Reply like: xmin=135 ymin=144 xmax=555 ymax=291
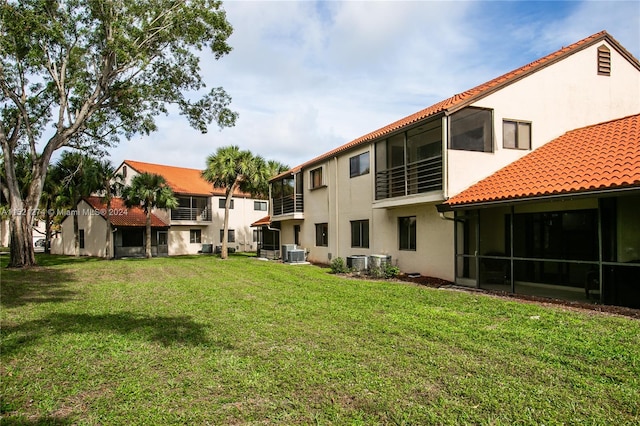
xmin=346 ymin=255 xmax=368 ymax=271
xmin=281 ymin=244 xmax=296 ymax=261
xmin=287 ymin=249 xmax=305 ymax=263
xmin=369 ymin=254 xmax=392 ymax=269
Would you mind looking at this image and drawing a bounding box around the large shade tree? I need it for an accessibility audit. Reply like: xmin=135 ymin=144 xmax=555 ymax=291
xmin=1 ymin=0 xmax=237 ymax=267
xmin=202 ymin=146 xmax=288 ymax=259
xmin=122 ymin=172 xmax=177 ymax=259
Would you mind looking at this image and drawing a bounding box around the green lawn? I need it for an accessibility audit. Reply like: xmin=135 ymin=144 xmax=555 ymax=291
xmin=1 ymin=254 xmax=639 ymax=425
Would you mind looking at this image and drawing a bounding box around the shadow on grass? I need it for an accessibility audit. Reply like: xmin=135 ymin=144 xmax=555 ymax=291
xmin=0 ymin=415 xmax=74 ymax=425
xmin=2 ymin=312 xmax=218 ymax=356
xmin=0 ymin=269 xmax=78 ymax=309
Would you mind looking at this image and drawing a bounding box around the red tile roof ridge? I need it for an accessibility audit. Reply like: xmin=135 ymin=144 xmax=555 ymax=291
xmin=122 ymin=160 xmax=255 ymax=198
xmin=272 ymin=31 xmax=636 ymax=182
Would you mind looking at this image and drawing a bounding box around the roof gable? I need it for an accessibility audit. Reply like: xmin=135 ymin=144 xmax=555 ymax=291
xmin=444 ymin=114 xmax=640 ymax=207
xmin=273 ymin=31 xmax=639 ymax=181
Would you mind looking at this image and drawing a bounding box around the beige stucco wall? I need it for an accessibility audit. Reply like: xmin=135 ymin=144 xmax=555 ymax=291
xmin=166 ymin=196 xmax=264 ymax=254
xmin=447 ymin=41 xmax=640 ymax=197
xmin=279 ymin=146 xmax=456 ymax=281
xmin=52 ymin=200 xmax=110 ymax=257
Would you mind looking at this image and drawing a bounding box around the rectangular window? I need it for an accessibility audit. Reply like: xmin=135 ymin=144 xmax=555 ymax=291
xmin=450 ymin=107 xmax=493 ymax=152
xmin=254 ymin=201 xmax=267 ymax=211
xmin=349 ymin=152 xmax=370 ymax=178
xmin=503 ymin=120 xmax=531 ymax=150
xmin=398 ymin=216 xmax=417 ymax=251
xmin=350 ymin=220 xmax=370 ymax=248
xmin=190 ymin=229 xmax=201 ymax=244
xmin=219 ymin=198 xmax=234 ymax=209
xmin=219 ymin=229 xmax=235 ymax=243
xmin=315 ymin=223 xmax=328 ymax=247
xmin=310 ymin=167 xmax=324 ymax=189
xmin=79 ymin=229 xmax=85 ymax=249
xmin=253 ymin=229 xmax=258 ymax=242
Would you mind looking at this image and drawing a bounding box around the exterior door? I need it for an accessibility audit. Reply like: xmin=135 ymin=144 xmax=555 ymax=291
xmin=157 ymin=231 xmax=169 ymax=256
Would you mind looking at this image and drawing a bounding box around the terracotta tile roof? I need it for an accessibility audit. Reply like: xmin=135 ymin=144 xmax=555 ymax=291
xmin=251 ymin=215 xmax=271 ymax=227
xmin=444 ymin=114 xmax=640 ymax=207
xmin=272 ymin=30 xmax=639 ymax=182
xmin=84 ymin=196 xmax=169 ymax=227
xmin=123 ymin=160 xmax=253 ymax=198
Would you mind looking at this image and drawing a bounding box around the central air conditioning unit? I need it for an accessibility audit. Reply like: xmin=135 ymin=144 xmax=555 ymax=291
xmin=346 ymin=255 xmax=368 ymax=272
xmin=287 ymin=249 xmax=305 ymax=263
xmin=369 ymin=254 xmax=392 ymax=269
xmin=281 ymin=244 xmax=296 ymax=262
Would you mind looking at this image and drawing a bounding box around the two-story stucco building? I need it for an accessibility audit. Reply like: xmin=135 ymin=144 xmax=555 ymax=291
xmin=265 ymin=31 xmax=640 ymax=308
xmin=53 ymin=160 xmax=269 ymax=257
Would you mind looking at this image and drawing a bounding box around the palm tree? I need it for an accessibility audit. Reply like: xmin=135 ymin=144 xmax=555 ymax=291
xmin=93 ymin=160 xmax=124 ymax=259
xmin=122 ymin=173 xmax=178 ymax=258
xmin=202 ymin=146 xmax=256 ymax=259
xmin=202 ymin=146 xmax=287 ymax=259
xmin=54 ymin=152 xmax=101 ymax=256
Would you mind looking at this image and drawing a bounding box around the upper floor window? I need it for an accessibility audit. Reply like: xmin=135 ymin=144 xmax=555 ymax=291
xmin=398 ymin=216 xmax=416 ymax=251
xmin=122 ymin=166 xmax=127 ymax=178
xmin=349 ymin=152 xmax=370 ymax=178
xmin=597 ymin=45 xmax=611 ymax=76
xmin=315 ymin=223 xmax=328 ymax=247
xmin=350 ymin=220 xmax=369 ymax=248
xmin=503 ymin=120 xmax=531 ymax=150
xmin=254 ymin=201 xmax=267 ymax=211
xmin=450 ymin=107 xmax=493 ymax=152
xmin=219 ymin=198 xmax=234 ymax=209
xmin=310 ymin=167 xmax=324 ymax=189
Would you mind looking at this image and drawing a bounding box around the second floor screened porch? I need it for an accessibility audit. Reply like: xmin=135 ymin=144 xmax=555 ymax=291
xmin=270 ymin=173 xmax=304 ymax=218
xmin=374 ymin=117 xmax=444 ymax=201
xmin=171 ymin=196 xmax=211 ymax=222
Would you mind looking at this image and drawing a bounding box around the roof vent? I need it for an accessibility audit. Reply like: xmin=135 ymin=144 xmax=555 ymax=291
xmin=597 ymin=45 xmax=611 ymax=76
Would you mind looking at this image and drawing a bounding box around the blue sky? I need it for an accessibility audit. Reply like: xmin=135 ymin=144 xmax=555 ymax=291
xmin=106 ymin=0 xmax=640 ymax=171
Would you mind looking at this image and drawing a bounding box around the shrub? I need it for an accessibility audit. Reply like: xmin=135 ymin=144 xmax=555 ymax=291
xmin=384 ymin=263 xmax=400 ymax=279
xmin=330 ymin=257 xmax=349 ymax=274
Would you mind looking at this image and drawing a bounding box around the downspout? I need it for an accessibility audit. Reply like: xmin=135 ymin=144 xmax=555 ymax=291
xmin=334 ymin=156 xmax=339 ymax=260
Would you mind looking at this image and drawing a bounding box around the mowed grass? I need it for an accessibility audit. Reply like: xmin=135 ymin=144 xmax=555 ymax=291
xmin=1 ymin=254 xmax=639 ymax=425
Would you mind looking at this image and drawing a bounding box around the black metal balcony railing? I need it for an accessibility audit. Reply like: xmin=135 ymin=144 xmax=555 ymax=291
xmin=272 ymin=194 xmax=304 ymax=216
xmin=171 ymin=207 xmax=212 ymax=221
xmin=375 ymin=155 xmax=443 ymax=200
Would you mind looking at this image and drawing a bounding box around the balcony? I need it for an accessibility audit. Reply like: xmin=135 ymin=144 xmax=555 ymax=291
xmin=171 ymin=207 xmax=211 ymax=222
xmin=375 ymin=155 xmax=443 ymax=200
xmin=272 ymin=194 xmax=304 ymax=218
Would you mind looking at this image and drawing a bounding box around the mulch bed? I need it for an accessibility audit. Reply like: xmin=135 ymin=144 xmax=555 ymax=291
xmin=398 ymin=274 xmax=640 ymax=320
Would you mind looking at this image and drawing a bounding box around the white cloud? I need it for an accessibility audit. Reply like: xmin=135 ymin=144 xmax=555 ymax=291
xmin=105 ymin=0 xmax=640 ymax=171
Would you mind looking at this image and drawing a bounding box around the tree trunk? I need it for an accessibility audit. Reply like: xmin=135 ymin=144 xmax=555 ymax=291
xmin=105 ymin=200 xmax=112 ymax=259
xmin=44 ymin=198 xmax=52 ymax=255
xmin=3 ymin=141 xmax=53 ymax=267
xmin=73 ymin=212 xmax=80 ymax=257
xmin=145 ymin=211 xmax=152 ymax=258
xmin=8 ymin=212 xmax=36 ymax=268
xmin=221 ymin=180 xmax=239 ymax=260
